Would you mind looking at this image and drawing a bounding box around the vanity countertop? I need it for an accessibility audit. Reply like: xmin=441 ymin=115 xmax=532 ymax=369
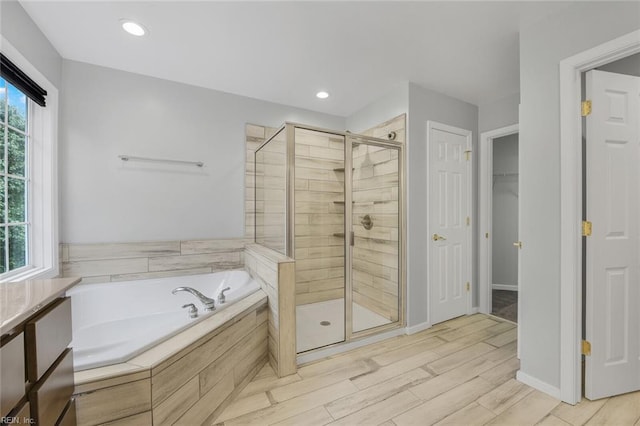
xmin=0 ymin=277 xmax=81 ymax=336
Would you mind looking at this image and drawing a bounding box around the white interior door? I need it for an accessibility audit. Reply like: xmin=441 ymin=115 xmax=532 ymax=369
xmin=585 ymin=70 xmax=640 ymax=400
xmin=428 ymin=122 xmax=472 ymax=325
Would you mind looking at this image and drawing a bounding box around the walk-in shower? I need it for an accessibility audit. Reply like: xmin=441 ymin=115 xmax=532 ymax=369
xmin=255 ymin=123 xmax=405 ymax=353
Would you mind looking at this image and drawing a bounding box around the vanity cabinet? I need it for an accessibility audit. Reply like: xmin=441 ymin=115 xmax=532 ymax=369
xmin=1 ymin=293 xmax=76 ymax=426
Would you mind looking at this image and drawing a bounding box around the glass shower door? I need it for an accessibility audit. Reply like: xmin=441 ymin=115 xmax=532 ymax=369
xmin=349 ymin=138 xmax=401 ymax=334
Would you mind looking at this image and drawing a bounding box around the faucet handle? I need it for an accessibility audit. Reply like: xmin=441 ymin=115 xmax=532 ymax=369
xmin=218 ymin=287 xmax=232 ymax=304
xmin=182 ymin=303 xmax=198 ymax=318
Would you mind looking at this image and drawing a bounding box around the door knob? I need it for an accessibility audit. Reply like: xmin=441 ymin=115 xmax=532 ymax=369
xmin=432 ymin=233 xmax=447 ymax=241
xmin=513 ymin=241 xmax=522 ymax=249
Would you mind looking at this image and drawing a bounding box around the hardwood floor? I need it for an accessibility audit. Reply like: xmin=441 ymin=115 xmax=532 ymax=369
xmin=213 ymin=314 xmax=640 ymax=426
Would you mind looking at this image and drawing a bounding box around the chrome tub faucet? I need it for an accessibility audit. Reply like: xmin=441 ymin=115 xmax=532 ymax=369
xmin=172 ymin=286 xmax=216 ymax=311
xmin=218 ymin=287 xmax=231 ymax=304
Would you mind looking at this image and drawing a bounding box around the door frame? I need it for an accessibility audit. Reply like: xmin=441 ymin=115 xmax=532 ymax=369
xmin=426 ymin=121 xmax=473 ymax=324
xmin=479 ymin=124 xmax=519 ymax=316
xmin=559 ymin=29 xmax=640 ymax=405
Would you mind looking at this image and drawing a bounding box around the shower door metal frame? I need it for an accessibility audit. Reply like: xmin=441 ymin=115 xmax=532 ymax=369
xmin=346 ymin=133 xmax=406 ymax=341
xmin=262 ymin=122 xmax=406 ymax=352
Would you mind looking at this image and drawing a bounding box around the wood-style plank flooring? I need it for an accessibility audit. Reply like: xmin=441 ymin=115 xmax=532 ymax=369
xmin=213 ymin=314 xmax=640 ymax=426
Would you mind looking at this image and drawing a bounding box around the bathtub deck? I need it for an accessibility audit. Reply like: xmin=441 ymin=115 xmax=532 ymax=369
xmin=213 ymin=313 xmax=640 ymax=426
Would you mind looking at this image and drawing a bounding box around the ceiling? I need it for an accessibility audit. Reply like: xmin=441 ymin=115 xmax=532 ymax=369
xmin=19 ymin=1 xmax=574 ymax=117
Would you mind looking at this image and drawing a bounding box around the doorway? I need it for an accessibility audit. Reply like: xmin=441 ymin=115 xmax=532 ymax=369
xmin=558 ymin=29 xmax=640 ymax=404
xmin=479 ymin=124 xmax=520 ymax=323
xmin=582 ymin=59 xmax=640 ymax=400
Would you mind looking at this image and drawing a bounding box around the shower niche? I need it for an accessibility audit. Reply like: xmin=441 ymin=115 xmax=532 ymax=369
xmin=255 ymin=123 xmax=405 ymax=353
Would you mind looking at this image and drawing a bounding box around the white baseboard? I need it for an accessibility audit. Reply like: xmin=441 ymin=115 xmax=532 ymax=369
xmin=492 ymin=284 xmax=518 ymax=291
xmin=405 ymin=321 xmax=432 ymax=335
xmin=516 ymin=370 xmax=561 ymax=399
xmin=470 ymin=307 xmax=479 ymax=314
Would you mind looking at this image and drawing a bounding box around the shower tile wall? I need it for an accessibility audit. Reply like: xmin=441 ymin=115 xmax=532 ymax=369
xmin=245 ymin=124 xmax=277 ymax=241
xmin=294 ymin=128 xmax=345 ymax=306
xmin=352 ymin=114 xmax=405 ymax=323
xmin=255 ymin=129 xmax=287 ymax=253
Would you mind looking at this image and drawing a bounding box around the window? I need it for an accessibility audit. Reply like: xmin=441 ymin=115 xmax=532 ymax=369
xmin=0 ymin=77 xmax=29 ymax=274
xmin=0 ymin=39 xmax=58 ymax=282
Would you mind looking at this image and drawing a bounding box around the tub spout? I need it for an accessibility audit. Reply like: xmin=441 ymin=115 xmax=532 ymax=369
xmin=218 ymin=287 xmax=231 ymax=304
xmin=172 ymin=287 xmax=216 ymax=311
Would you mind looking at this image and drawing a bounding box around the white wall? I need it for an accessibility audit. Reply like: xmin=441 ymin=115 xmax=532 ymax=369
xmin=60 ymin=60 xmax=344 ymax=243
xmin=519 ymin=1 xmax=640 ymax=390
xmin=406 ymin=82 xmax=479 ymax=326
xmin=0 ymin=1 xmax=62 ymax=88
xmin=491 ymin=134 xmax=518 ymax=289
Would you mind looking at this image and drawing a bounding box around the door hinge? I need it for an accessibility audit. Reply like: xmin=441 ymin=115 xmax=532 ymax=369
xmin=466 ymin=217 xmax=470 ymax=226
xmin=466 ymin=282 xmax=470 ymax=292
xmin=485 ymin=232 xmax=489 ymax=239
xmin=582 ymin=340 xmax=592 ymax=356
xmin=581 ymin=100 xmax=592 ymax=117
xmin=582 ymin=220 xmax=592 ymax=237
xmin=464 ymin=150 xmax=472 ymax=161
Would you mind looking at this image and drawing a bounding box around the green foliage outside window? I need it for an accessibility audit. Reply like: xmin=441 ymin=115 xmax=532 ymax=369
xmin=0 ymin=77 xmax=29 ymax=273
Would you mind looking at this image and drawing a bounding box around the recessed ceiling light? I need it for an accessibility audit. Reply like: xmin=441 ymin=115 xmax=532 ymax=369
xmin=316 ymin=91 xmax=329 ymax=99
xmin=121 ymin=20 xmax=147 ymax=36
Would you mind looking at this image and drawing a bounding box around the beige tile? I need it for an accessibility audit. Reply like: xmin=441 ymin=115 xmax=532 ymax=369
xmin=101 ymin=411 xmax=152 ymax=426
xmin=174 ymin=370 xmax=235 ymax=425
xmin=66 ymin=241 xmax=180 ymax=261
xmin=326 ymin=368 xmax=431 ymax=420
xmin=484 ymin=328 xmax=518 ymax=347
xmin=409 ymin=355 xmax=496 ymax=401
xmin=215 ymin=392 xmax=272 ymax=423
xmin=180 ymin=238 xmax=246 ymax=255
xmin=552 ymin=398 xmax=609 ymax=426
xmin=477 ymin=378 xmax=534 ymax=415
xmin=371 ymin=336 xmax=445 ymax=367
xmin=224 ymin=380 xmax=358 ymax=426
xmin=395 ymin=377 xmax=496 ymax=425
xmin=426 ymin=342 xmax=496 ymax=375
xmin=271 ymin=406 xmax=335 ymax=426
xmin=152 ymin=376 xmax=199 ymax=426
xmin=63 ymin=258 xmax=148 ymax=278
xmin=487 ymin=390 xmax=560 ymax=426
xmin=536 ymin=414 xmax=572 ymax=426
xmin=110 ymin=267 xmax=212 ymax=282
xmin=434 ymin=402 xmax=496 ymax=426
xmin=270 ymin=359 xmax=371 ymax=402
xmin=585 ymin=391 xmax=640 ymax=426
xmin=479 ymin=356 xmax=520 ymax=385
xmin=328 ymin=390 xmax=422 ymax=426
xmin=148 ymin=251 xmax=241 ymax=272
xmin=75 ymin=379 xmax=151 ymax=426
xmin=351 ymin=349 xmax=439 ymax=390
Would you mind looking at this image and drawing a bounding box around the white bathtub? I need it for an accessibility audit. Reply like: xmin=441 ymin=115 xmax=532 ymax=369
xmin=67 ymin=270 xmax=260 ymax=371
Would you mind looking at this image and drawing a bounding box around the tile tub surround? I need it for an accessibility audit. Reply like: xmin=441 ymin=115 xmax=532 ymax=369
xmin=60 ymin=238 xmax=246 ymax=284
xmin=244 ymin=244 xmax=296 ymax=378
xmin=72 ymin=290 xmax=268 ymax=426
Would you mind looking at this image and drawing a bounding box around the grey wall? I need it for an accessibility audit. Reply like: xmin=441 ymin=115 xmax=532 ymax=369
xmin=345 ymin=83 xmax=409 ymax=133
xmin=407 ymin=82 xmax=479 ymax=326
xmin=0 ymin=1 xmax=62 ymax=88
xmin=492 ymin=134 xmax=519 ymax=288
xmin=60 ymin=60 xmax=344 ymax=243
xmin=519 ymin=1 xmax=640 ymax=390
xmin=479 ymin=93 xmax=519 ymax=133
